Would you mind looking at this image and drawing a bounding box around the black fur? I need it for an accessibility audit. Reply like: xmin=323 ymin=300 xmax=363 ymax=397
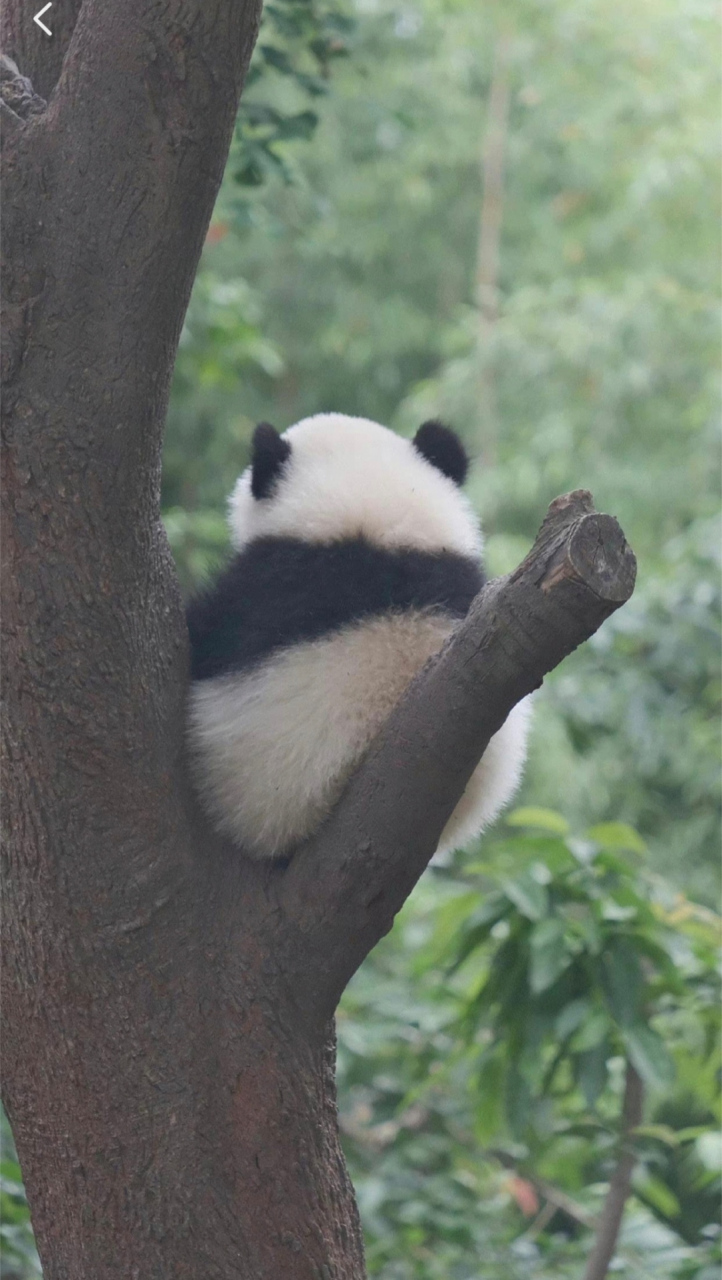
xmin=251 ymin=423 xmax=292 ymax=500
xmin=413 ymin=420 xmax=469 ymax=486
xmin=188 ymin=537 xmax=484 ymax=681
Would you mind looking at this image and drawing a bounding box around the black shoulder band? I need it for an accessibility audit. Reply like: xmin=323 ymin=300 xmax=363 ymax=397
xmin=187 ymin=536 xmax=484 ymax=681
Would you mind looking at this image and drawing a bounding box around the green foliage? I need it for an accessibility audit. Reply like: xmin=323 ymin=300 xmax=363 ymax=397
xmin=162 ymin=0 xmax=355 ymax=587
xmin=439 ymin=814 xmax=719 ymax=1144
xmin=338 ymin=813 xmax=721 ymax=1277
xmin=161 ymin=273 xmax=281 ymax=588
xmin=202 ymin=0 xmax=719 ymax=559
xmin=523 ymin=516 xmax=721 ymax=902
xmin=233 ymin=0 xmax=354 ymax=193
xmin=0 ymin=1111 xmax=41 ymax=1280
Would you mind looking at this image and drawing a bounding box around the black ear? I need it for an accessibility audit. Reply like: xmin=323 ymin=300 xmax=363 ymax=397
xmin=413 ymin=420 xmax=468 ymax=486
xmin=251 ymin=423 xmax=292 ymax=499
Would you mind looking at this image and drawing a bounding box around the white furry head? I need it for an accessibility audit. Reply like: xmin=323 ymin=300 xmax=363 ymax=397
xmin=228 ymin=413 xmax=483 ymax=557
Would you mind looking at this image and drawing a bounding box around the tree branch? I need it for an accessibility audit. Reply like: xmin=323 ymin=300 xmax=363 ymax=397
xmin=1 ymin=0 xmax=82 ymax=102
xmin=3 ymin=0 xmax=263 ymax=503
xmin=475 ymin=29 xmax=512 ymax=464
xmin=0 ymin=54 xmax=46 ymax=119
xmin=282 ymin=491 xmax=636 ymax=1016
xmin=583 ymin=1062 xmax=644 ymax=1280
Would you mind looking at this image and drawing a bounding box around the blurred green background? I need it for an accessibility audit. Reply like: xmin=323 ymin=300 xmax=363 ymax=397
xmin=3 ymin=0 xmax=720 ymax=1274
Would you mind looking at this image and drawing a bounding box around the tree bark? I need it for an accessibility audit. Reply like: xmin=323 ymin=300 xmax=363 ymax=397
xmin=1 ymin=5 xmax=637 ymax=1277
xmin=1 ymin=0 xmax=83 ymax=102
xmin=583 ymin=1063 xmax=644 ymax=1280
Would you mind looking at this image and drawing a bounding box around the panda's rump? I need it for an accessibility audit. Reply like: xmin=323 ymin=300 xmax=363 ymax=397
xmin=188 ymin=610 xmax=456 ymax=857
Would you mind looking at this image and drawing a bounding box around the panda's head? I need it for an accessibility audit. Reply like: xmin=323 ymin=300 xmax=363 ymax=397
xmin=228 ymin=413 xmax=482 ymax=557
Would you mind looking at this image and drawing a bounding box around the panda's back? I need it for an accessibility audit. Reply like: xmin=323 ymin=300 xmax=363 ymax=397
xmin=187 ymin=535 xmax=483 ymax=857
xmin=187 ymin=535 xmax=483 ymax=681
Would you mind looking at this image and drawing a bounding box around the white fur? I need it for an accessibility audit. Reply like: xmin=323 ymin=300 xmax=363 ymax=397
xmin=189 ymin=611 xmax=530 ymax=858
xmin=228 ymin=414 xmax=483 ymax=558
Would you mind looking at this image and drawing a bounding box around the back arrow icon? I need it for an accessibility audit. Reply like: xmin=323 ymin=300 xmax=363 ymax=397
xmin=34 ymin=3 xmax=52 ymax=36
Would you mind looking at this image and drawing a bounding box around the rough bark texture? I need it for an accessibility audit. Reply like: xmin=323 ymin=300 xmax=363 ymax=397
xmin=1 ymin=0 xmax=82 ymax=102
xmin=1 ymin=4 xmax=637 ymax=1277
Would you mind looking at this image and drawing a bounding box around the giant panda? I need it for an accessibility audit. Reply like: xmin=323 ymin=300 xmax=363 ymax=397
xmin=186 ymin=413 xmax=530 ymax=858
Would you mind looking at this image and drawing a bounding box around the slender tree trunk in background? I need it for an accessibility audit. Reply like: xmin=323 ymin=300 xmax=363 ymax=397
xmin=1 ymin=6 xmax=637 ymax=1276
xmin=583 ymin=1064 xmax=644 ymax=1280
xmin=475 ymin=31 xmax=511 ymax=464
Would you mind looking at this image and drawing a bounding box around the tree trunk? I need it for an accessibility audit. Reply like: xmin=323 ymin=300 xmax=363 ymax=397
xmin=1 ymin=7 xmax=637 ymax=1277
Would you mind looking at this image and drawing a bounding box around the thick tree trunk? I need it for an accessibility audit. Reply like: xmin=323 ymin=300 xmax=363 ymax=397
xmin=1 ymin=6 xmax=637 ymax=1277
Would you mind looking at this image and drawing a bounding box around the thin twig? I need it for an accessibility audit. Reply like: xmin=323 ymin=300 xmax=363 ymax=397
xmin=582 ymin=1061 xmax=644 ymax=1280
xmin=475 ymin=31 xmax=512 ymax=463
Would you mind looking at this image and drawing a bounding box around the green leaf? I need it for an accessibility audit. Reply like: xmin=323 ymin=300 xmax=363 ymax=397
xmin=275 ymin=111 xmax=319 ymax=141
xmin=474 ymin=891 xmax=513 ymax=925
xmin=587 ymin=822 xmax=647 ymax=854
xmin=507 ymin=807 xmax=571 ymax=836
xmin=633 ymin=1124 xmax=681 ymax=1146
xmin=530 ymin=918 xmax=571 ymax=993
xmin=632 ymin=1171 xmax=681 ymax=1219
xmin=674 ymin=1125 xmax=714 ymax=1143
xmin=260 ymin=44 xmax=296 ymax=75
xmin=505 ymin=1063 xmax=533 ymax=1139
xmin=473 ymin=1054 xmax=505 ymax=1142
xmin=503 ymin=874 xmax=548 ymax=922
xmin=470 ymin=936 xmax=526 ymax=1018
xmin=428 ymin=889 xmax=499 ymax=969
xmin=555 ymin=997 xmax=592 ymax=1040
xmin=240 ymin=102 xmax=283 ymax=129
xmin=627 ymin=933 xmax=685 ymax=992
xmin=600 ymin=900 xmax=638 ymax=924
xmin=600 ymin=937 xmax=644 ymax=1028
xmin=482 ymin=834 xmax=574 ymax=875
xmin=622 ymin=1025 xmax=676 ymax=1090
xmin=571 ymin=1009 xmax=611 ymax=1051
xmin=0 ymin=1175 xmax=26 ymax=1197
xmin=575 ymin=1041 xmax=610 ymax=1107
xmin=565 ymin=909 xmax=603 ymax=956
xmin=234 ymin=158 xmax=265 ymax=187
xmin=293 ymin=71 xmax=329 ymax=97
xmin=447 ymin=917 xmax=503 ymax=976
xmin=555 ymin=1119 xmax=612 ymax=1139
xmin=264 ymin=5 xmax=303 ymax=38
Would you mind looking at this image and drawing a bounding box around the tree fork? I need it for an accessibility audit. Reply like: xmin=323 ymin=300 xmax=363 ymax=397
xmin=1 ymin=4 xmax=637 ymax=1276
